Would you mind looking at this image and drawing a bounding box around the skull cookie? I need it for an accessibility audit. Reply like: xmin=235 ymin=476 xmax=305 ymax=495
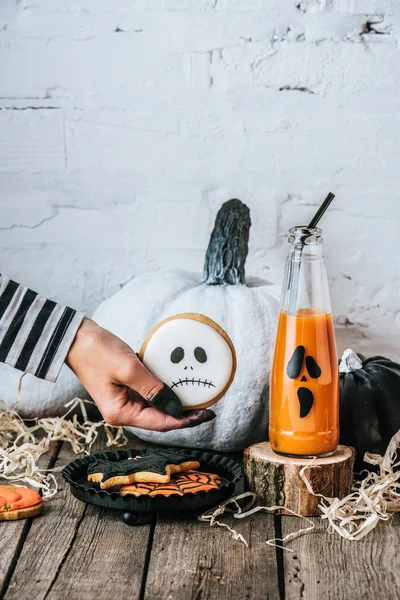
xmin=139 ymin=313 xmax=236 ymax=410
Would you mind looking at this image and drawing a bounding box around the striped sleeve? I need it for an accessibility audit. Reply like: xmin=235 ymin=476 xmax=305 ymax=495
xmin=0 ymin=275 xmax=84 ymax=382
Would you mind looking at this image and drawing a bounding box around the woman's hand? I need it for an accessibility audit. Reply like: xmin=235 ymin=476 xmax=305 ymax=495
xmin=66 ymin=318 xmax=216 ymax=431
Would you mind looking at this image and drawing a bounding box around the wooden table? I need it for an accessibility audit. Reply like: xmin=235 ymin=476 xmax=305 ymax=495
xmin=1 ymin=429 xmax=399 ymax=600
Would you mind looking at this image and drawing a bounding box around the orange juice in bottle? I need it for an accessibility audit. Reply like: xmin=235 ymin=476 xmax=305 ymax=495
xmin=269 ymin=226 xmax=339 ymax=457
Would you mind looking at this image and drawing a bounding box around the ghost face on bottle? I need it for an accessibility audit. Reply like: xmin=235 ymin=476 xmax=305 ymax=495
xmin=140 ymin=315 xmax=236 ymax=410
xmin=286 ymin=345 xmax=321 ymax=418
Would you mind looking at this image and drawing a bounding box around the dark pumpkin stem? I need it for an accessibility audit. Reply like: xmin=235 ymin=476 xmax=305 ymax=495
xmin=201 ymin=199 xmax=251 ymax=286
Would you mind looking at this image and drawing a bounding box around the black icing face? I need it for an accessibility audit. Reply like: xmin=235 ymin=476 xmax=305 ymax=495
xmin=170 ymin=347 xmax=184 ymax=364
xmin=169 ymin=346 xmax=215 ymax=390
xmin=286 ymin=345 xmax=322 ymax=418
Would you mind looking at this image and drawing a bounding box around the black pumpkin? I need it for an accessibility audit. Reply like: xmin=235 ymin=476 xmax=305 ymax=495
xmin=339 ymin=349 xmax=400 ymax=470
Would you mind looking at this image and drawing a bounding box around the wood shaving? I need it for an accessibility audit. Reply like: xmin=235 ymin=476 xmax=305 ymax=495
xmin=309 ymin=429 xmax=400 ymax=541
xmin=200 ymin=429 xmax=400 ymax=547
xmin=0 ymin=397 xmax=127 ymax=499
xmin=198 ymin=492 xmax=315 ymax=550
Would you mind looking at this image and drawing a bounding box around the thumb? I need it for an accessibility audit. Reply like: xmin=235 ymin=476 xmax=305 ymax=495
xmin=118 ymin=353 xmax=184 ymax=419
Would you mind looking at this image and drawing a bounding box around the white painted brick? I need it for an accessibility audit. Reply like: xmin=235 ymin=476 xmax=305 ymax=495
xmin=298 ymin=0 xmax=399 ymax=14
xmin=0 ymin=199 xmax=212 ymax=252
xmin=0 ymin=109 xmax=65 ymax=172
xmin=18 ymin=1 xmax=165 ymax=10
xmin=0 ymin=172 xmax=143 ymax=210
xmin=0 ymin=36 xmax=188 ymax=108
xmin=65 ymin=106 xmax=247 ymax=180
xmin=66 ymin=109 xmax=180 ymax=174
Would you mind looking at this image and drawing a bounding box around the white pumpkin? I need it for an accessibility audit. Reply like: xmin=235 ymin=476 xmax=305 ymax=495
xmin=93 ymin=199 xmax=280 ymax=451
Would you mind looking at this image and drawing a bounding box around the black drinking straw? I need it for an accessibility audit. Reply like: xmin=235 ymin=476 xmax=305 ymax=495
xmin=288 ymin=192 xmax=335 ymax=316
xmin=307 ymin=192 xmax=335 ymax=229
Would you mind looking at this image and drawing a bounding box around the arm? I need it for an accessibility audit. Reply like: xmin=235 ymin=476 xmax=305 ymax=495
xmin=0 ymin=274 xmax=83 ymax=382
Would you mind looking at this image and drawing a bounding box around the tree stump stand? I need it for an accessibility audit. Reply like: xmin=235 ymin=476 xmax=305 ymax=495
xmin=244 ymin=442 xmax=355 ymax=517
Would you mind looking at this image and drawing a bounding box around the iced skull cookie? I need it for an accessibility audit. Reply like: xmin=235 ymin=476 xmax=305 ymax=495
xmin=139 ymin=313 xmax=236 ymax=410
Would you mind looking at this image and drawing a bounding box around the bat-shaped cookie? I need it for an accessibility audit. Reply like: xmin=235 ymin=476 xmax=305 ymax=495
xmin=87 ymin=449 xmax=200 ymax=489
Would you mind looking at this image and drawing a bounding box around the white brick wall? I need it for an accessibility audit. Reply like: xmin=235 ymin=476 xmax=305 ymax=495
xmin=1 ymin=0 xmax=399 ymax=359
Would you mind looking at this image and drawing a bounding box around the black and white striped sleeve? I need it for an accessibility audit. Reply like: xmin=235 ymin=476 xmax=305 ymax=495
xmin=0 ymin=275 xmax=84 ymax=382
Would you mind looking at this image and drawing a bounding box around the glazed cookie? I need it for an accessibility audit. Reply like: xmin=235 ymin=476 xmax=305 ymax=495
xmin=0 ymin=486 xmax=43 ymax=521
xmin=119 ymin=482 xmax=159 ymax=496
xmin=120 ymin=470 xmax=221 ymax=497
xmin=170 ymin=470 xmax=221 ymax=494
xmin=139 ymin=313 xmax=236 ymax=410
xmin=87 ymin=449 xmax=201 ymax=489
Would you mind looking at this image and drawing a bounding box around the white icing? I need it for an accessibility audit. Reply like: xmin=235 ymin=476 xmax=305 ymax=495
xmin=142 ymin=316 xmax=234 ymax=408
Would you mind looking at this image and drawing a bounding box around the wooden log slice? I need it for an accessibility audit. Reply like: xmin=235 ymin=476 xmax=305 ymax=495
xmin=244 ymin=442 xmax=355 ymax=517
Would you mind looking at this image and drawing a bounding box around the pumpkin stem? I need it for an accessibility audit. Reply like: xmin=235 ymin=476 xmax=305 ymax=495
xmin=339 ymin=349 xmax=363 ymax=374
xmin=201 ymin=199 xmax=251 ymax=286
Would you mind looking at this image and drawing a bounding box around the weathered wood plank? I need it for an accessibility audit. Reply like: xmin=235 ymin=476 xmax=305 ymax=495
xmin=0 ymin=520 xmax=29 ymax=596
xmin=144 ymin=508 xmax=280 ymax=599
xmin=0 ymin=441 xmax=60 ymax=598
xmin=4 ymin=429 xmax=151 ymax=600
xmin=45 ymin=504 xmax=152 ymax=600
xmin=3 ymin=439 xmax=87 ymax=600
xmin=282 ymin=513 xmax=400 ymax=600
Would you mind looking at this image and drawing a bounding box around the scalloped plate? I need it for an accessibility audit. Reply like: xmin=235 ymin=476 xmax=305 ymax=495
xmin=63 ymin=448 xmax=242 ymax=513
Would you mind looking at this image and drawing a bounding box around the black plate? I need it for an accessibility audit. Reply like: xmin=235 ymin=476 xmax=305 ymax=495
xmin=63 ymin=448 xmax=242 ymax=517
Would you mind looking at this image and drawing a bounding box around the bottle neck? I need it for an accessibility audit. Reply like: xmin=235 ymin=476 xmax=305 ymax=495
xmin=289 ymin=225 xmax=323 ymax=245
xmin=281 ymin=226 xmax=331 ymax=315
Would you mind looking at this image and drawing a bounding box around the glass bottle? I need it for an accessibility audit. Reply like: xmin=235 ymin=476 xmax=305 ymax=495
xmin=269 ymin=226 xmax=339 ymax=457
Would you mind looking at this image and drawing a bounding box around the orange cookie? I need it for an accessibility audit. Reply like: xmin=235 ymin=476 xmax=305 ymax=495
xmin=148 ymin=481 xmax=184 ymax=497
xmin=171 ymin=470 xmax=221 ymax=494
xmin=120 ymin=482 xmax=159 ymax=497
xmin=0 ymin=486 xmax=43 ymax=521
xmin=120 ymin=470 xmax=221 ymax=497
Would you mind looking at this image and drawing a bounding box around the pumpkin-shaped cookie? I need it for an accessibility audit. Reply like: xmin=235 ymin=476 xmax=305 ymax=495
xmin=0 ymin=486 xmax=43 ymax=521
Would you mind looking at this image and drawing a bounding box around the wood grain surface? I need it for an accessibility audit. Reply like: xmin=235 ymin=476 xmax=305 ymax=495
xmin=144 ymin=510 xmax=279 ymax=600
xmin=281 ymin=514 xmax=400 ymax=600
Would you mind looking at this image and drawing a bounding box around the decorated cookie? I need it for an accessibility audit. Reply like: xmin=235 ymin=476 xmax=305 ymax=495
xmin=139 ymin=313 xmax=236 ymax=410
xmin=172 ymin=470 xmax=221 ymax=494
xmin=87 ymin=449 xmax=201 ymax=489
xmin=119 ymin=481 xmax=159 ymax=496
xmin=120 ymin=470 xmax=221 ymax=497
xmin=0 ymin=486 xmax=43 ymax=521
